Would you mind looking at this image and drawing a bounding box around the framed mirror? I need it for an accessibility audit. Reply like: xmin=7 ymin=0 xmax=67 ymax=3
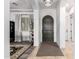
xmin=21 ymin=15 xmax=30 ymax=31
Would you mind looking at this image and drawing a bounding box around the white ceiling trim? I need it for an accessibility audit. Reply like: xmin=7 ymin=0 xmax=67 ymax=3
xmin=10 ymin=12 xmax=33 ymax=15
xmin=10 ymin=9 xmax=33 ymax=12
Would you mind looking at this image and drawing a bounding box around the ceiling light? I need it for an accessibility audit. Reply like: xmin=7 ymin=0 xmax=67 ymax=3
xmin=43 ymin=0 xmax=53 ymax=7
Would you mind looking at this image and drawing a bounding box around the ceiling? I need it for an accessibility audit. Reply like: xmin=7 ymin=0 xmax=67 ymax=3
xmin=10 ymin=0 xmax=33 ymax=9
xmin=10 ymin=0 xmax=74 ymax=12
xmin=10 ymin=0 xmax=59 ymax=10
xmin=60 ymin=0 xmax=74 ymax=7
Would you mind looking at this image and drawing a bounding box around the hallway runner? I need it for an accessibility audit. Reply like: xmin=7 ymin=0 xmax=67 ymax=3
xmin=37 ymin=42 xmax=64 ymax=56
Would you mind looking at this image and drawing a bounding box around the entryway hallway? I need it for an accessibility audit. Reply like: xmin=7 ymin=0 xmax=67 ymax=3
xmin=27 ymin=41 xmax=74 ymax=59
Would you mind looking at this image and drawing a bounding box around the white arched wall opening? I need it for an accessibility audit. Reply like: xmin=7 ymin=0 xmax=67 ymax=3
xmin=39 ymin=9 xmax=56 ymax=44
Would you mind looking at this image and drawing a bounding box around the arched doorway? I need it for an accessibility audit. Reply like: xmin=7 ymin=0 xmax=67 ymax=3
xmin=42 ymin=15 xmax=54 ymax=43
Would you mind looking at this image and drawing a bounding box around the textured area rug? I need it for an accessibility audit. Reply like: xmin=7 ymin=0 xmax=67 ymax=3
xmin=37 ymin=42 xmax=64 ymax=56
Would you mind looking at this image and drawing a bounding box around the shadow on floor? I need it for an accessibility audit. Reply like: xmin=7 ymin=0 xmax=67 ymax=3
xmin=37 ymin=42 xmax=64 ymax=56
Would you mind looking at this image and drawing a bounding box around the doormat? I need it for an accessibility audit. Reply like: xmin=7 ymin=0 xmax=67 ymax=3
xmin=36 ymin=42 xmax=64 ymax=56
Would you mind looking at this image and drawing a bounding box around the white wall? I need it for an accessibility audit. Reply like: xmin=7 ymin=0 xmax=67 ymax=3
xmin=71 ymin=14 xmax=74 ymax=42
xmin=10 ymin=13 xmax=15 ymax=21
xmin=4 ymin=0 xmax=10 ymax=58
xmin=15 ymin=14 xmax=21 ymax=42
xmin=39 ymin=9 xmax=56 ymax=43
xmin=34 ymin=10 xmax=40 ymax=46
xmin=56 ymin=2 xmax=60 ymax=46
xmin=66 ymin=7 xmax=75 ymax=42
xmin=60 ymin=7 xmax=66 ymax=48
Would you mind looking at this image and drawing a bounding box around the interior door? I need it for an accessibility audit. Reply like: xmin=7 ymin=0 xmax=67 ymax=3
xmin=10 ymin=21 xmax=15 ymax=42
xmin=43 ymin=15 xmax=54 ymax=43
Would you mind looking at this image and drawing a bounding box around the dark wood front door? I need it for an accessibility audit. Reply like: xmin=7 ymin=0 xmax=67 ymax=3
xmin=10 ymin=21 xmax=15 ymax=42
xmin=42 ymin=15 xmax=54 ymax=43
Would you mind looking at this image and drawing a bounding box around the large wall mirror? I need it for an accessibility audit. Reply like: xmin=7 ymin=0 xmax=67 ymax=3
xmin=21 ymin=15 xmax=30 ymax=31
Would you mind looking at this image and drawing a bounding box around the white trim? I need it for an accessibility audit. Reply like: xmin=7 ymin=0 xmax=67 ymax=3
xmin=10 ymin=9 xmax=33 ymax=15
xmin=10 ymin=12 xmax=33 ymax=15
xmin=10 ymin=9 xmax=33 ymax=12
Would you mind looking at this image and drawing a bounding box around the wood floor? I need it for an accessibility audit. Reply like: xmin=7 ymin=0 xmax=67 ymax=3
xmin=27 ymin=41 xmax=74 ymax=59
